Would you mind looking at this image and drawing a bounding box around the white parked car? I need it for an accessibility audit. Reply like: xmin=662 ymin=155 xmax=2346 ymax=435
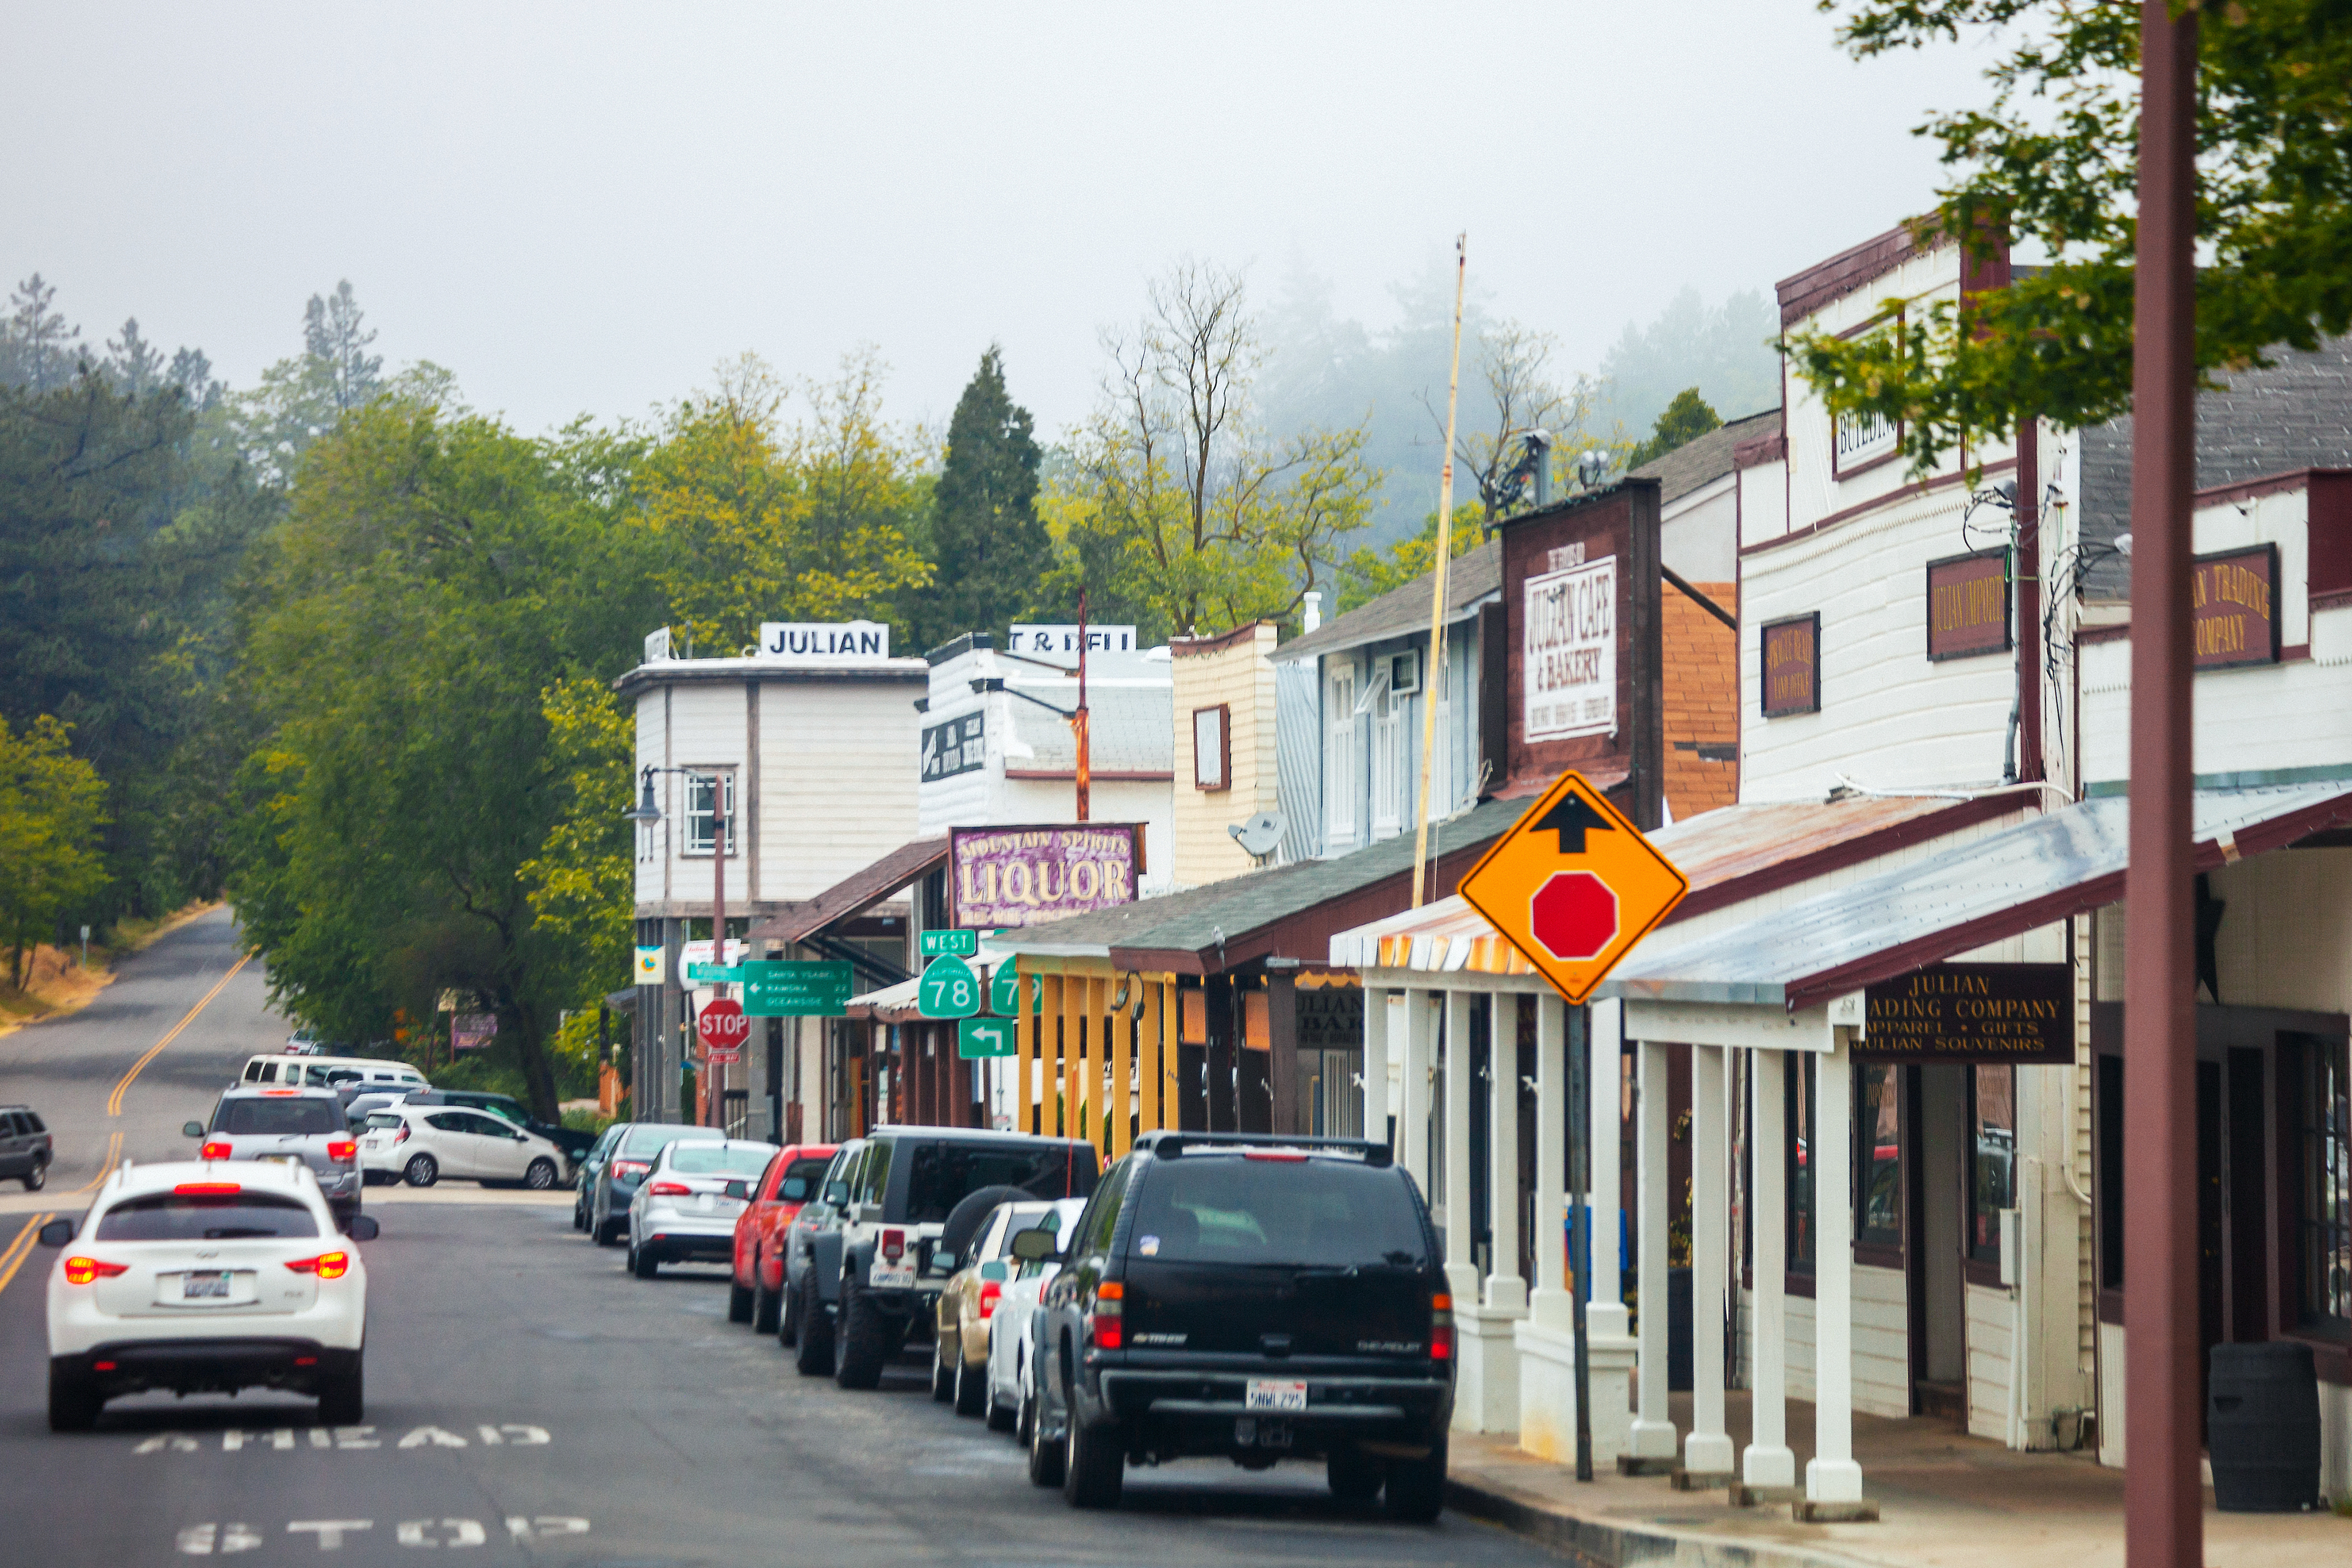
xmin=358 ymin=1105 xmax=566 ymax=1190
xmin=626 ymin=1138 xmax=776 ymax=1279
xmin=42 ymin=1158 xmax=375 ymax=1431
xmin=985 ymin=1196 xmax=1087 ymax=1436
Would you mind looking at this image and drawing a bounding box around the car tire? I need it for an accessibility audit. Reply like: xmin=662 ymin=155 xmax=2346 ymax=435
xmin=1023 ymin=1388 xmax=1063 ymax=1487
xmin=833 ymin=1274 xmax=888 ymax=1390
xmin=24 ymin=1159 xmax=46 ymax=1192
xmin=524 ymin=1158 xmax=558 ymax=1191
xmin=753 ymin=1271 xmax=783 ymax=1335
xmin=594 ymin=1214 xmax=622 ymax=1248
xmin=778 ymin=1273 xmax=801 ymax=1348
xmin=930 ymin=1333 xmax=956 ymax=1402
xmin=402 ymin=1154 xmax=438 ymax=1188
xmin=954 ymin=1352 xmax=988 ymax=1418
xmin=729 ymin=1279 xmax=755 ymax=1323
xmin=1327 ymin=1445 xmax=1384 ymax=1503
xmin=631 ymin=1240 xmax=660 ymax=1279
xmin=792 ymin=1275 xmax=833 ymax=1376
xmin=317 ymin=1356 xmax=365 ymax=1426
xmin=47 ymin=1365 xmax=99 ymax=1432
xmin=1063 ymin=1409 xmax=1125 ymax=1509
xmin=985 ymin=1378 xmax=1017 ymax=1432
xmin=1381 ymin=1439 xmax=1446 ymax=1523
xmin=572 ymin=1200 xmax=586 ymax=1232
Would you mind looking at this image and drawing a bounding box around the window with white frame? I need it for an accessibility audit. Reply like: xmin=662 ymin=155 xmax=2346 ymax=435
xmin=684 ymin=771 xmax=737 ymax=857
xmin=1325 ymin=663 xmax=1357 ymax=844
xmin=1369 ymin=680 xmax=1405 ymax=840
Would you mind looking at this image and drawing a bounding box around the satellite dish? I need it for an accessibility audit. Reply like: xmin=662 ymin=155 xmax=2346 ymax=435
xmin=1228 ymin=811 xmax=1287 ymax=861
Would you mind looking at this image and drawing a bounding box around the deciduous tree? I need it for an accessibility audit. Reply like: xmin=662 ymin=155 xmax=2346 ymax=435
xmin=0 ymin=716 xmax=109 ymax=991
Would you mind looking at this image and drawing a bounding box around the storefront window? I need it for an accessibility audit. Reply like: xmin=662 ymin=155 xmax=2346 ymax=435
xmin=1856 ymin=1062 xmax=1903 ymax=1251
xmin=2300 ymin=1035 xmax=2351 ymax=1328
xmin=1787 ymin=1053 xmax=1816 ymax=1275
xmin=1969 ymin=1064 xmax=2016 ymax=1266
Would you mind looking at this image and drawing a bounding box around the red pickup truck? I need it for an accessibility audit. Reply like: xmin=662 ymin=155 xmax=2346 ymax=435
xmin=730 ymin=1142 xmax=837 ymax=1333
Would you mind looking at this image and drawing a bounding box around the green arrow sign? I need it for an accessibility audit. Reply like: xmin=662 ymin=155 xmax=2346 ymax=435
xmin=918 ymin=955 xmax=981 ymax=1019
xmin=742 ymin=961 xmax=854 ymax=1018
xmin=686 ymin=962 xmax=743 ymax=983
xmin=958 ymin=1017 xmax=1017 ymax=1059
xmin=919 ymin=928 xmax=978 ymax=959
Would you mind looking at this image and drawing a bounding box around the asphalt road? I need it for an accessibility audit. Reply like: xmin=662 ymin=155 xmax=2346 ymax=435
xmin=0 ymin=912 xmax=1566 ymax=1566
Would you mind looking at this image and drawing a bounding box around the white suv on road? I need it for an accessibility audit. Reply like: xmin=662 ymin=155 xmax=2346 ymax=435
xmin=358 ymin=1104 xmax=567 ymax=1190
xmin=41 ymin=1158 xmax=376 ymax=1432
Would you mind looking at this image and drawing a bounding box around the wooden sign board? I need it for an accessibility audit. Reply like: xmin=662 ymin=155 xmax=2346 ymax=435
xmin=2192 ymin=544 xmax=2280 ymax=670
xmin=1859 ymin=963 xmax=2072 ymax=1064
xmin=1760 ymin=613 xmax=1820 ymax=717
xmin=1926 ymin=549 xmax=2011 ymax=660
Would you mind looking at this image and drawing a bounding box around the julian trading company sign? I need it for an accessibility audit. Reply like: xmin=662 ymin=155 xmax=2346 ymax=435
xmin=948 ymin=824 xmax=1142 ymax=930
xmin=1859 ymin=962 xmax=2072 ymax=1064
xmin=2191 ymin=544 xmax=2280 ymax=670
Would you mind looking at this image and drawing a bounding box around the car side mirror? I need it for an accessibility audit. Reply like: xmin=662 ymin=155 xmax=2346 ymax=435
xmin=928 ymin=1249 xmax=957 ymax=1275
xmin=980 ymin=1260 xmax=1008 ymax=1283
xmin=346 ymin=1215 xmax=380 ymax=1242
xmin=38 ymin=1218 xmax=74 ymax=1246
xmin=182 ymin=1121 xmax=206 ymax=1139
xmin=1009 ymin=1226 xmax=1060 ymax=1263
xmin=723 ymin=1180 xmax=750 ymax=1201
xmin=824 ymin=1182 xmax=848 ymax=1205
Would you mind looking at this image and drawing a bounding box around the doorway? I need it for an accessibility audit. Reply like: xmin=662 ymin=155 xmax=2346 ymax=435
xmin=1908 ymin=1063 xmax=1968 ymax=1422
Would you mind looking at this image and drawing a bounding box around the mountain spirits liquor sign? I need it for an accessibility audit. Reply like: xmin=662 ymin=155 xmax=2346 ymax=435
xmin=948 ymin=824 xmax=1142 ymax=929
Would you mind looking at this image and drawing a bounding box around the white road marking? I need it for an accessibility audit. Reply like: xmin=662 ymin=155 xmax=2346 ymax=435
xmin=141 ymin=1422 xmax=555 ymax=1455
xmin=397 ymin=1426 xmax=470 ymax=1449
xmin=179 ymin=1519 xmax=588 ymax=1553
xmin=396 ymin=1519 xmax=488 ymax=1548
xmin=175 ymin=1522 xmax=262 ymax=1555
xmin=288 ymin=1520 xmax=372 ymax=1549
xmin=331 ymin=1426 xmax=378 ymax=1449
xmin=505 ymin=1517 xmax=590 ymax=1540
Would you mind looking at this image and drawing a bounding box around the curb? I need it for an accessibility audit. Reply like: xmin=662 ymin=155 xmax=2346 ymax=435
xmin=1445 ymin=1471 xmax=1889 ymax=1568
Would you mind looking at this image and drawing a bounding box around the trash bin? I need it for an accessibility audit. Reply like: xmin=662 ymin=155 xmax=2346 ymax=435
xmin=2208 ymin=1341 xmax=2322 ymax=1512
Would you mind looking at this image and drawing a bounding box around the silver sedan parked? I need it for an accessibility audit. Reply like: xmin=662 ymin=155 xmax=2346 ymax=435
xmin=626 ymin=1138 xmax=776 ymax=1279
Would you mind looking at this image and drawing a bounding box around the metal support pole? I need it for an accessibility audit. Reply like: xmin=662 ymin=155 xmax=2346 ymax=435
xmin=2124 ymin=2 xmax=2201 ymax=1564
xmin=1570 ymin=1002 xmax=1593 ymax=1480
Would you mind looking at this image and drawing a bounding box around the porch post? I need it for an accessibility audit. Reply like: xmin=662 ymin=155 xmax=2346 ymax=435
xmin=1807 ymin=1035 xmax=1864 ymax=1503
xmin=1402 ymin=989 xmax=1435 ymax=1206
xmin=1631 ymin=1037 xmax=1678 ymax=1459
xmin=1585 ymin=998 xmax=1635 ymax=1464
xmin=1442 ymin=989 xmax=1478 ymax=1306
xmin=1685 ymin=1043 xmax=1735 ymax=1477
xmin=1486 ymin=994 xmax=1525 ymax=1312
xmin=1745 ymin=1047 xmax=1795 ymax=1489
xmin=1362 ymin=987 xmax=1392 ymax=1151
xmin=1529 ymin=994 xmax=1568 ymax=1325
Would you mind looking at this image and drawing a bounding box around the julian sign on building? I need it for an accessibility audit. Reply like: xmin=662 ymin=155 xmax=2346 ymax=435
xmin=948 ymin=823 xmax=1144 ymax=929
xmin=759 ymin=619 xmax=892 ymax=662
xmin=1487 ymin=476 xmax=1665 ymax=828
xmin=1859 ymin=962 xmax=2072 ymax=1064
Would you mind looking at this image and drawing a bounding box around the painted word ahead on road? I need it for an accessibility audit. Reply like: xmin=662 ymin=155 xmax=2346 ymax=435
xmin=1456 ymin=770 xmax=1687 ymax=1005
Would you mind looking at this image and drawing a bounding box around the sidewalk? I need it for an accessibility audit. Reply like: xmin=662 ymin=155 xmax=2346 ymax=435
xmin=1444 ymin=1391 xmax=2350 ymax=1568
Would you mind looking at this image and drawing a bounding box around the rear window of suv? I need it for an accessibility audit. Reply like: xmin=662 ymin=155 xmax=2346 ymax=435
xmin=620 ymin=1124 xmax=701 ymax=1158
xmin=1127 ymin=1156 xmax=1428 ymax=1269
xmin=900 ymin=1140 xmax=1099 ymax=1223
xmin=669 ymin=1144 xmax=773 ymax=1176
xmin=215 ymin=1098 xmax=345 ymax=1136
xmin=96 ymin=1192 xmax=321 ymax=1241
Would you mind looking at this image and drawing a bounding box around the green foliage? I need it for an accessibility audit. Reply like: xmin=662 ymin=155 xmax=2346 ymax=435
xmin=903 ymin=346 xmax=1047 ymax=653
xmin=0 ymin=716 xmax=109 ymax=989
xmin=1626 ymin=388 xmax=1722 ymax=469
xmin=519 ymin=674 xmax=636 ymax=1072
xmin=1337 ymin=501 xmax=1488 ymax=613
xmin=1598 ymin=289 xmax=1781 ymax=436
xmin=1799 ymin=0 xmax=2352 ymax=466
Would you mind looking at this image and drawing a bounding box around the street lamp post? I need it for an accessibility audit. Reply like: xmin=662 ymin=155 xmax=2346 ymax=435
xmin=626 ymin=765 xmax=731 ymax=1129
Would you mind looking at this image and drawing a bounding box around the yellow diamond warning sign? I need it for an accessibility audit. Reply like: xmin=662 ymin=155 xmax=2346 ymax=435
xmin=1456 ymin=771 xmax=1688 ymax=1004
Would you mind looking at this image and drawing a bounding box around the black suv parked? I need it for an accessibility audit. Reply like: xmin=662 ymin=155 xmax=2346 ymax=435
xmin=790 ymin=1128 xmax=1098 ymax=1390
xmin=1021 ymin=1131 xmax=1454 ymax=1519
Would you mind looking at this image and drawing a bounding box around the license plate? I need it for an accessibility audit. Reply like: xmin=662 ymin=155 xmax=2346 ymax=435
xmin=257 ymin=1154 xmax=303 ymax=1165
xmin=1246 ymin=1379 xmax=1308 ymax=1412
xmin=183 ymin=1271 xmax=230 ymax=1300
xmin=869 ymin=1260 xmax=916 ymax=1289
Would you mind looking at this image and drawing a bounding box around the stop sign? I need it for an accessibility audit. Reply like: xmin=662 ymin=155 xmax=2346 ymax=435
xmin=697 ymin=997 xmax=750 ymax=1058
xmin=1529 ymin=871 xmax=1619 ymax=962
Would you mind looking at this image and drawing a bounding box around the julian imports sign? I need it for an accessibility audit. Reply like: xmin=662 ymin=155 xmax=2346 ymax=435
xmin=949 ymin=824 xmax=1142 ymax=930
xmin=2192 ymin=544 xmax=2280 ymax=670
xmin=1925 ymin=549 xmax=2010 ymax=661
xmin=1760 ymin=613 xmax=1819 ymax=718
xmin=1859 ymin=962 xmax=2072 ymax=1064
xmin=1524 ymin=553 xmax=1616 ymax=741
xmin=757 ymin=619 xmax=891 ymax=663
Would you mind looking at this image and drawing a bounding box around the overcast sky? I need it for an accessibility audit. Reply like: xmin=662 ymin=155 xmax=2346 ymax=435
xmin=6 ymin=2 xmax=2002 ymax=439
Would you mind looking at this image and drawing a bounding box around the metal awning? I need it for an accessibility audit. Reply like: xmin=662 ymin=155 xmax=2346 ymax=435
xmin=1596 ymin=782 xmax=2352 ymax=1010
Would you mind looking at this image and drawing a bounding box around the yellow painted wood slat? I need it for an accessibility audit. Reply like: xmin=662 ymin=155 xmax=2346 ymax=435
xmin=1016 ymin=962 xmax=1037 ymax=1137
xmin=1111 ymin=982 xmax=1134 ymax=1158
xmin=1139 ymin=982 xmax=1164 ymax=1135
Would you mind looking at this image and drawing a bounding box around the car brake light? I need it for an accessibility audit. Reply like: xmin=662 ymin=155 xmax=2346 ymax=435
xmin=328 ymin=1139 xmax=357 ymax=1162
xmin=1089 ymin=1279 xmax=1123 ymax=1349
xmin=176 ymin=1182 xmax=242 ymax=1195
xmin=1242 ymin=1149 xmax=1307 ymax=1161
xmin=977 ymin=1281 xmax=1003 ymax=1319
xmin=92 ymin=1360 xmax=118 ymax=1372
xmin=881 ymin=1228 xmax=904 ymax=1261
xmin=612 ymin=1159 xmax=650 ymax=1179
xmin=647 ymin=1181 xmax=691 ymax=1196
xmin=285 ymin=1252 xmax=350 ymax=1279
xmin=1431 ymin=1292 xmax=1454 ymax=1362
xmin=200 ymin=1142 xmax=233 ymax=1160
xmin=63 ymin=1258 xmax=129 ymax=1285
xmin=394 ymin=1124 xmax=410 ymax=1144
xmin=262 ymin=1089 xmax=300 ymax=1096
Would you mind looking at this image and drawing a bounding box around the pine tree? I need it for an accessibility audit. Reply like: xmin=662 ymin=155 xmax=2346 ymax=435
xmin=913 ymin=347 xmax=1045 ymax=651
xmin=2 ymin=275 xmax=83 ymax=393
xmin=105 ymin=318 xmax=166 ymax=397
xmin=302 ymin=280 xmax=382 ymax=412
xmin=1626 ymin=386 xmax=1721 ymax=468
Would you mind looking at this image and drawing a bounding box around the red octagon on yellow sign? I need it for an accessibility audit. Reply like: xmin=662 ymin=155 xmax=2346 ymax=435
xmin=1531 ymin=871 xmax=1618 ymax=961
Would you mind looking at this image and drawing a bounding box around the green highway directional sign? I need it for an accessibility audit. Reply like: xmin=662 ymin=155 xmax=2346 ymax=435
xmin=918 ymin=928 xmax=978 ymax=959
xmin=918 ymin=955 xmax=981 ymax=1019
xmin=989 ymin=963 xmax=1031 ymax=1018
xmin=686 ymin=962 xmax=743 ymax=983
xmin=958 ymin=1017 xmax=1017 ymax=1059
xmin=741 ymin=960 xmax=854 ymax=1018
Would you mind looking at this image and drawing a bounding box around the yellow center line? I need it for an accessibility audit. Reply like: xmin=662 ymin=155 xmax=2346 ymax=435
xmin=69 ymin=1131 xmax=123 ymax=1195
xmin=106 ymin=952 xmax=251 ymax=1118
xmin=0 ymin=1212 xmax=53 ymax=1298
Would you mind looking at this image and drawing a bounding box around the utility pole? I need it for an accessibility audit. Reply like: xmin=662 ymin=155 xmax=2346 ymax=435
xmin=1411 ymin=234 xmax=1468 ymax=909
xmin=708 ymin=770 xmax=727 ymax=1129
xmin=1074 ymin=589 xmax=1093 ymax=823
xmin=2123 ymin=4 xmax=2199 ymax=1566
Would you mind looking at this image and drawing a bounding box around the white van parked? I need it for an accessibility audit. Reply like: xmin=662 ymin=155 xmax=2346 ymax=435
xmin=239 ymin=1055 xmax=428 ymax=1093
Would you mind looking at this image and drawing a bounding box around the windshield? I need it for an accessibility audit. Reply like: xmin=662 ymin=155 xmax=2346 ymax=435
xmin=363 ymin=1114 xmax=404 ymax=1130
xmin=1127 ymin=1157 xmax=1428 ymax=1269
xmin=620 ymin=1124 xmax=701 ymax=1158
xmin=96 ymin=1192 xmax=321 ymax=1241
xmin=215 ymin=1098 xmax=345 ymax=1136
xmin=668 ymin=1143 xmax=774 ymax=1176
xmin=901 ymin=1140 xmax=1099 ymax=1224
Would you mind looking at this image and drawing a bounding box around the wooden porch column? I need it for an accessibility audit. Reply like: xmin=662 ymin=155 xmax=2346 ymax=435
xmin=1040 ymin=975 xmax=1064 ymax=1137
xmin=1061 ymin=975 xmax=1084 ymax=1142
xmin=1528 ymin=992 xmax=1568 ymax=1324
xmin=1745 ymin=1046 xmax=1796 ymax=1490
xmin=1111 ymin=981 xmax=1134 ymax=1155
xmin=1632 ymin=1037 xmax=1675 ymax=1458
xmin=1442 ymin=989 xmax=1478 ymax=1308
xmin=1362 ymin=987 xmax=1392 ymax=1151
xmin=1685 ymin=1044 xmax=1735 ymax=1476
xmin=1140 ymin=981 xmax=1165 ymax=1134
xmin=1807 ymin=1037 xmax=1864 ymax=1504
xmin=1486 ymin=991 xmax=1525 ymax=1312
xmin=1401 ymin=989 xmax=1435 ymax=1203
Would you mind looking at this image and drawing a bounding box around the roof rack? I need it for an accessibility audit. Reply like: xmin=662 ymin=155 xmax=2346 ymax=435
xmin=1132 ymin=1130 xmax=1392 ymax=1167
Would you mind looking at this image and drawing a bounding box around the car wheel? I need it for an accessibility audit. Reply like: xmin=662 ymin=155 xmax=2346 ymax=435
xmin=1063 ymin=1407 xmax=1125 ymax=1509
xmin=1328 ymin=1445 xmax=1384 ymax=1503
xmin=1381 ymin=1439 xmax=1446 ymax=1523
xmin=778 ymin=1272 xmax=801 ymax=1348
xmin=524 ymin=1158 xmax=558 ymax=1191
xmin=833 ymin=1275 xmax=888 ymax=1390
xmin=317 ymin=1356 xmax=365 ymax=1426
xmin=985 ymin=1376 xmax=1017 ymax=1433
xmin=23 ymin=1159 xmax=46 ymax=1192
xmin=792 ymin=1275 xmax=833 ymax=1376
xmin=729 ymin=1279 xmax=755 ymax=1324
xmin=572 ymin=1195 xmax=586 ymax=1231
xmin=47 ymin=1364 xmax=99 ymax=1432
xmin=594 ymin=1213 xmax=622 ymax=1247
xmin=930 ymin=1332 xmax=956 ymax=1402
xmin=402 ymin=1153 xmax=438 ymax=1188
xmin=954 ymin=1352 xmax=988 ymax=1419
xmin=631 ymin=1240 xmax=660 ymax=1279
xmin=753 ymin=1271 xmax=782 ymax=1336
xmin=1024 ymin=1386 xmax=1064 ymax=1487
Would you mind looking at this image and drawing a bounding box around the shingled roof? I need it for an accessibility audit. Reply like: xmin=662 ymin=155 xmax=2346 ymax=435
xmin=1274 ymin=538 xmax=1502 ymax=665
xmin=1628 ymin=407 xmax=1782 ymax=507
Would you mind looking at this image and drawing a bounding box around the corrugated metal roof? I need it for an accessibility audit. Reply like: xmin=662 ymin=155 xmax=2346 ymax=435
xmin=1005 ymin=683 xmax=1172 ymax=774
xmin=1274 ymin=540 xmax=1501 ymax=666
xmin=749 ymin=837 xmax=947 ymax=945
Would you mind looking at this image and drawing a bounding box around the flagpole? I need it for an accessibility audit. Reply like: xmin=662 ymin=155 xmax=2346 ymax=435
xmin=1412 ymin=235 xmax=1468 ymax=910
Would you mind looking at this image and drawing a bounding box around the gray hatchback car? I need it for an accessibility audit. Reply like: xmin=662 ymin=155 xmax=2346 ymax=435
xmin=185 ymin=1085 xmax=364 ymax=1229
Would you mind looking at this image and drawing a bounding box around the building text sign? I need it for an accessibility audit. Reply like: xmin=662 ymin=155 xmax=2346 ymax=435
xmin=1926 ymin=550 xmax=2010 ymax=661
xmin=2192 ymin=544 xmax=2279 ymax=670
xmin=1007 ymin=624 xmax=1137 ymax=656
xmin=949 ymin=824 xmax=1141 ymax=930
xmin=1760 ymin=613 xmax=1820 ymax=717
xmin=921 ymin=712 xmax=985 ymax=783
xmin=757 ymin=619 xmax=891 ymax=663
xmin=1524 ymin=554 xmax=1616 ymax=741
xmin=1860 ymin=962 xmax=2072 ymax=1064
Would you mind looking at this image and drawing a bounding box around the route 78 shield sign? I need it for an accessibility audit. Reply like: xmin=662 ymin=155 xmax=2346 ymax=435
xmin=1455 ymin=770 xmax=1688 ymax=1004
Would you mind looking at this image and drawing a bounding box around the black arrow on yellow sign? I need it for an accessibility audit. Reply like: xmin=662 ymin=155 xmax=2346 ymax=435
xmin=1532 ymin=790 xmax=1616 ymax=855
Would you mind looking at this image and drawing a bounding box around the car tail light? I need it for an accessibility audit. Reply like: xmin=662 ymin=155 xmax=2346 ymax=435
xmin=1431 ymin=1292 xmax=1454 ymax=1362
xmin=63 ymin=1258 xmax=129 ymax=1285
xmin=92 ymin=1360 xmax=118 ymax=1372
xmin=328 ymin=1139 xmax=357 ymax=1162
xmin=612 ymin=1159 xmax=650 ymax=1179
xmin=1089 ymin=1279 xmax=1123 ymax=1350
xmin=977 ymin=1281 xmax=1003 ymax=1319
xmin=286 ymin=1252 xmax=351 ymax=1279
xmin=1242 ymin=1149 xmax=1307 ymax=1162
xmin=881 ymin=1228 xmax=904 ymax=1261
xmin=647 ymin=1181 xmax=691 ymax=1196
xmin=394 ymin=1124 xmax=410 ymax=1144
xmin=200 ymin=1142 xmax=233 ymax=1160
xmin=176 ymin=1182 xmax=242 ymax=1195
